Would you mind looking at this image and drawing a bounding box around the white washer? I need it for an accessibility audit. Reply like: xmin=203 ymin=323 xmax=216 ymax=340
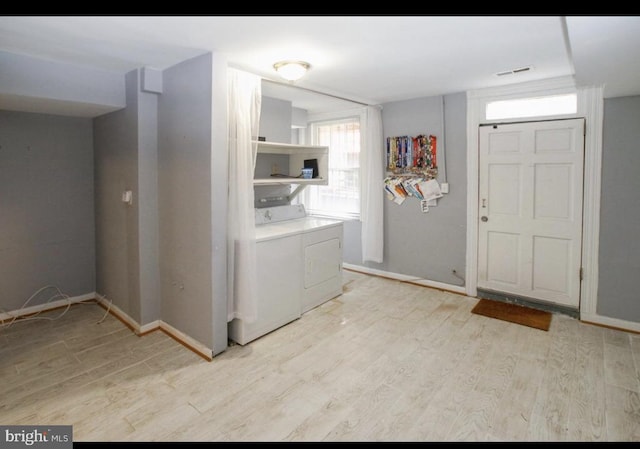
xmin=228 ymin=205 xmax=343 ymax=345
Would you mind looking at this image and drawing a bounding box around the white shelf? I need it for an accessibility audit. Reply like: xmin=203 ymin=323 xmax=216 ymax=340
xmin=253 ymin=140 xmax=329 ymax=187
xmin=253 ymin=140 xmax=328 ymax=154
xmin=253 ymin=177 xmax=326 ymax=186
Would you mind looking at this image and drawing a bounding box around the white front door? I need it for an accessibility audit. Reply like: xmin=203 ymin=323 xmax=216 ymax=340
xmin=477 ymin=118 xmax=585 ymax=309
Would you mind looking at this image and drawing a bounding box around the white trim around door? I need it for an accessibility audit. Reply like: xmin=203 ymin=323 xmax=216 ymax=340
xmin=466 ymin=77 xmax=607 ymax=326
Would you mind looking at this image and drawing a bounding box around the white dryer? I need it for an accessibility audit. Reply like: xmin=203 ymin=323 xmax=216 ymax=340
xmin=228 ymin=204 xmax=343 ymax=345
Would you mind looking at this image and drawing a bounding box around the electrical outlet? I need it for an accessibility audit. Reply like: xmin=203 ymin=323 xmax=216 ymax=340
xmin=271 ymin=163 xmax=279 ymax=175
xmin=441 ymin=182 xmax=449 ymax=194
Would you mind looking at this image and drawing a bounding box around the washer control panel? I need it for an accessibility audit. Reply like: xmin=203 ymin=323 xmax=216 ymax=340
xmin=255 ymin=204 xmax=306 ymax=225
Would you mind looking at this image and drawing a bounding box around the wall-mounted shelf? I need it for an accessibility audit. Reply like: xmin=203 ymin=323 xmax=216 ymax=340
xmin=253 ymin=140 xmax=329 ymax=187
xmin=254 ymin=140 xmax=328 ymax=155
xmin=253 ymin=177 xmax=326 ymax=186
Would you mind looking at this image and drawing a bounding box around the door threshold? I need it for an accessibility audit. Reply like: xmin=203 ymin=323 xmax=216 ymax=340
xmin=476 ymin=288 xmax=579 ymax=319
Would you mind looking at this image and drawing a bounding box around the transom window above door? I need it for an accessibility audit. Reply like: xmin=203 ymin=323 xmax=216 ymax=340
xmin=486 ymin=93 xmax=577 ymax=120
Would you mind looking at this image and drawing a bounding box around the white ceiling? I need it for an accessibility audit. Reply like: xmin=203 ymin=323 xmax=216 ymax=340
xmin=1 ymin=16 xmax=639 ymax=115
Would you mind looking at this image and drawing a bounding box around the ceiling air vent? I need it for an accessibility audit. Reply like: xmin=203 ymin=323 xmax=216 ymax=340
xmin=495 ymin=66 xmax=533 ymax=77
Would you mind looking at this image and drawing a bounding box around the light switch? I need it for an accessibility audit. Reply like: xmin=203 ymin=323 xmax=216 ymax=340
xmin=122 ymin=190 xmax=133 ymax=205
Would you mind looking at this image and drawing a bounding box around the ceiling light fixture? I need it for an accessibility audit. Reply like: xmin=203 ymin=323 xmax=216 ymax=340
xmin=273 ymin=60 xmax=310 ymax=82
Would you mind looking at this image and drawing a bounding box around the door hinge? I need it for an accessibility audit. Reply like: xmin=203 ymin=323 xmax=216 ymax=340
xmin=579 ymin=267 xmax=584 ymax=281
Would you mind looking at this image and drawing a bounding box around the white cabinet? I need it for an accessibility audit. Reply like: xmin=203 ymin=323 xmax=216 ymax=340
xmin=228 ymin=233 xmax=303 ymax=346
xmin=253 ymin=141 xmax=329 ymax=186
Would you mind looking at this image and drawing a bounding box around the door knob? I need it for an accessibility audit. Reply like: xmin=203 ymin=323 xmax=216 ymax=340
xmin=481 ymin=216 xmax=488 ymax=222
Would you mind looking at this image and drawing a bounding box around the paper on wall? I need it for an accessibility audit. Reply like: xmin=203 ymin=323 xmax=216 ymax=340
xmin=419 ymin=179 xmax=443 ymax=201
xmin=394 ymin=195 xmax=406 ymax=205
xmin=384 ymin=177 xmax=408 ymax=204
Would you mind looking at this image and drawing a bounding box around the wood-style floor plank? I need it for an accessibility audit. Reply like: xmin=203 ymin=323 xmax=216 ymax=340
xmin=1 ymin=269 xmax=639 ymax=441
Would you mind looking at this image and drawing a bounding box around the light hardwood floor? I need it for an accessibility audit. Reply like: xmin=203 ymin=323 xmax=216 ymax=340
xmin=1 ymin=270 xmax=639 ymax=442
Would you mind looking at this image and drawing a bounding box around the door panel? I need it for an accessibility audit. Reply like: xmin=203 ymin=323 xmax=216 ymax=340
xmin=489 ymin=164 xmax=521 ymax=215
xmin=532 ymin=236 xmax=571 ymax=293
xmin=486 ymin=231 xmax=520 ymax=286
xmin=534 ymin=164 xmax=573 ymax=220
xmin=478 ymin=118 xmax=585 ymax=309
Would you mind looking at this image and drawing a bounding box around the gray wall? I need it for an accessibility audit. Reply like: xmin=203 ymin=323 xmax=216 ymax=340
xmin=597 ymin=95 xmax=640 ymax=322
xmin=344 ymin=93 xmax=467 ymax=287
xmin=94 ymin=70 xmax=142 ymax=321
xmin=94 ymin=68 xmax=161 ymax=326
xmin=158 ymin=53 xmax=213 ymax=347
xmin=255 ymin=95 xmax=295 ymax=208
xmin=4 ymin=50 xmax=219 ymax=350
xmin=0 ymin=110 xmax=95 ymax=310
xmin=260 ymin=95 xmax=292 ymax=143
xmin=0 ymin=50 xmax=124 ymax=115
xmin=137 ymin=74 xmax=161 ymax=325
xmin=210 ymin=53 xmax=230 ymax=355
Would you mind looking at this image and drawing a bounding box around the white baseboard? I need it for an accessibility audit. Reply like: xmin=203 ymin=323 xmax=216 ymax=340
xmin=342 ymin=265 xmax=640 ymax=335
xmin=0 ymin=292 xmax=96 ymax=322
xmin=95 ymin=293 xmax=213 ymax=361
xmin=580 ymin=312 xmax=640 ymax=334
xmin=139 ymin=319 xmax=162 ymax=335
xmin=95 ymin=293 xmax=144 ymax=334
xmin=342 ymin=263 xmax=467 ymax=295
xmin=159 ymin=321 xmax=213 ymax=361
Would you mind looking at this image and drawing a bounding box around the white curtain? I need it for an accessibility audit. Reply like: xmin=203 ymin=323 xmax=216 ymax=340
xmin=360 ymin=105 xmax=384 ymax=263
xmin=227 ymin=69 xmax=261 ymax=322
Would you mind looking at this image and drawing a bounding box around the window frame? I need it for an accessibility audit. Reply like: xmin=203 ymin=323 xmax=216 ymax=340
xmin=485 ymin=93 xmax=578 ymax=120
xmin=303 ymin=112 xmax=363 ymax=220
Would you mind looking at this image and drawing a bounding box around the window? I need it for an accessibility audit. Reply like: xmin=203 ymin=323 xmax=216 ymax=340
xmin=486 ymin=93 xmax=577 ymax=120
xmin=303 ymin=117 xmax=361 ymax=219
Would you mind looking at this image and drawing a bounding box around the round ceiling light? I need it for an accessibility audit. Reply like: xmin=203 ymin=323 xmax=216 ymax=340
xmin=273 ymin=60 xmax=310 ymax=82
